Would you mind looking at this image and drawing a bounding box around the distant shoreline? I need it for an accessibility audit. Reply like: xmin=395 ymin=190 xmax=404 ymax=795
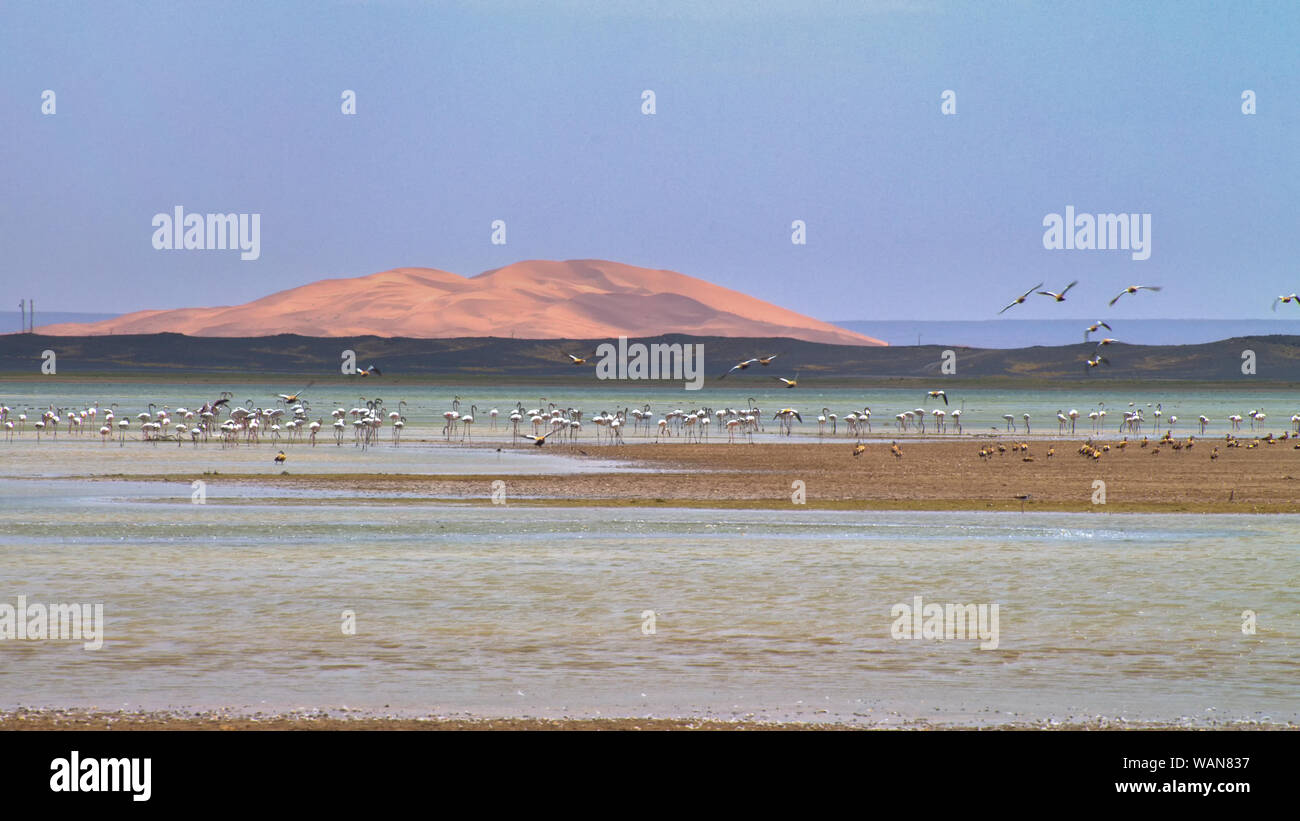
xmin=4 ymin=331 xmax=1300 ymax=381
xmin=6 ymin=374 xmax=1300 ymax=390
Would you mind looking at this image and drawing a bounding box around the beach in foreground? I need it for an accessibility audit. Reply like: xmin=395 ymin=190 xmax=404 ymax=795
xmin=2 ymin=708 xmax=1291 ymax=731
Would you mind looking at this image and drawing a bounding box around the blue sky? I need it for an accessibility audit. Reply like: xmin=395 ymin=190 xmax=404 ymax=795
xmin=2 ymin=0 xmax=1297 ymax=321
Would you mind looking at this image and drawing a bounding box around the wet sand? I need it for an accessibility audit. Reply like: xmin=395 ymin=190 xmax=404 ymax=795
xmin=92 ymin=437 xmax=1300 ymax=513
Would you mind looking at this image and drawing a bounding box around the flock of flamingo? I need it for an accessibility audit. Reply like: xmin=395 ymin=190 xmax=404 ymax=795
xmin=3 ymin=390 xmax=1300 ymax=454
xmin=0 ymin=394 xmax=409 ymax=449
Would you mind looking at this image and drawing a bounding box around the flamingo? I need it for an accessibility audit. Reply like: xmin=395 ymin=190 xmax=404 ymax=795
xmin=442 ymin=408 xmax=460 ymax=439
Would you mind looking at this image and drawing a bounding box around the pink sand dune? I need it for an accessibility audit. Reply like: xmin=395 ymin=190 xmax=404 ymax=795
xmin=39 ymin=259 xmax=886 ymax=346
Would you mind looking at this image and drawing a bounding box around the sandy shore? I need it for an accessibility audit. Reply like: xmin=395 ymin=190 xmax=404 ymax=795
xmin=2 ymin=708 xmax=1289 ymax=731
xmin=91 ymin=437 xmax=1300 ymax=513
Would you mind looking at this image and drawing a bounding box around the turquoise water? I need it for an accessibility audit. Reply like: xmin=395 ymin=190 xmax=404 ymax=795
xmin=3 ymin=381 xmax=1298 ymax=444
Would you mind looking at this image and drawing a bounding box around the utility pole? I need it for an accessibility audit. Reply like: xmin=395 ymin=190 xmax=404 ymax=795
xmin=29 ymin=299 xmax=33 ymax=332
xmin=18 ymin=300 xmax=24 ymax=334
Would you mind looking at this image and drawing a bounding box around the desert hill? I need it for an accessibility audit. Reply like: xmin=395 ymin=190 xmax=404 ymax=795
xmin=38 ymin=259 xmax=885 ymax=347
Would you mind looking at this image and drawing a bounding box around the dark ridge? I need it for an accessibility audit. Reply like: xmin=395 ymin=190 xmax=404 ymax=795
xmin=1 ymin=332 xmax=1297 ymax=382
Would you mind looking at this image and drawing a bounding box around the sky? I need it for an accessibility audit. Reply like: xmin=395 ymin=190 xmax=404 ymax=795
xmin=2 ymin=0 xmax=1297 ymax=322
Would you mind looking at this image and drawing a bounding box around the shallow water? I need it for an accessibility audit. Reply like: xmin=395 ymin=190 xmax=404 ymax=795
xmin=2 ymin=381 xmax=1297 ymax=447
xmin=1 ymin=479 xmax=1296 ymax=726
